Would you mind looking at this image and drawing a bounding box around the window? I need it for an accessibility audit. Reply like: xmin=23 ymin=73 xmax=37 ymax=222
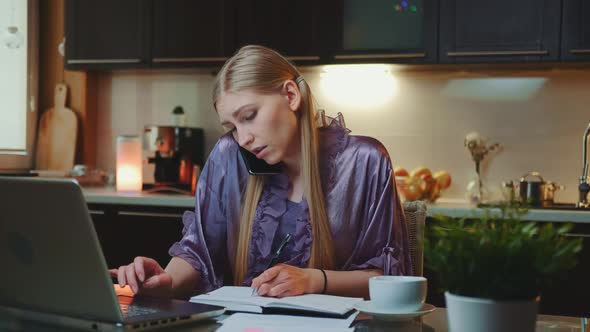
xmin=0 ymin=0 xmax=37 ymax=169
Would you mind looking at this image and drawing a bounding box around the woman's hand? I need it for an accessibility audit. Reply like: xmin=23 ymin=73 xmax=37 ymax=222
xmin=109 ymin=256 xmax=173 ymax=298
xmin=250 ymin=264 xmax=321 ymax=298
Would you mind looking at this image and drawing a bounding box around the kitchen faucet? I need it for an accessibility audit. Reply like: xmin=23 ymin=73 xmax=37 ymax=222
xmin=578 ymin=122 xmax=590 ymax=208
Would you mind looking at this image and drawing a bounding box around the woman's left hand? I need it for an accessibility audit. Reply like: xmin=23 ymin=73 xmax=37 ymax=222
xmin=251 ymin=264 xmax=317 ymax=297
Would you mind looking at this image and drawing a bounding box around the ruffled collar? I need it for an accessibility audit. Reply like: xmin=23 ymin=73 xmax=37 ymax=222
xmin=247 ymin=173 xmax=290 ymax=270
xmin=244 ymin=171 xmax=312 ymax=285
xmin=317 ymin=111 xmax=350 ymax=189
xmin=316 ymin=109 xmax=350 ymax=132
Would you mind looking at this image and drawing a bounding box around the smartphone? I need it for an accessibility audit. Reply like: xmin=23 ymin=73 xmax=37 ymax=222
xmin=239 ymin=146 xmax=282 ymax=175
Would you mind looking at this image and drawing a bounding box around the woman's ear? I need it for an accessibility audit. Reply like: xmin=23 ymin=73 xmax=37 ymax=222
xmin=282 ymin=80 xmax=301 ymax=112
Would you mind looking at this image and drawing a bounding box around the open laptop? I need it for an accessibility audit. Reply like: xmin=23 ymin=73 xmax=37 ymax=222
xmin=0 ymin=177 xmax=225 ymax=331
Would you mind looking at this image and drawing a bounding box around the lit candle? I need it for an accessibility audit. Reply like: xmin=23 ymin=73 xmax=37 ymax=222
xmin=116 ymin=135 xmax=142 ymax=193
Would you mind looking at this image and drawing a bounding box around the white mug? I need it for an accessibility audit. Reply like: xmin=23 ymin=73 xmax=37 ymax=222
xmin=369 ymin=276 xmax=427 ymax=312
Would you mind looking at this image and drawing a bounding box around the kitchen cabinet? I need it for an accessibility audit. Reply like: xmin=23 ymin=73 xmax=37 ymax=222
xmin=65 ymin=0 xmax=150 ymax=70
xmin=561 ymin=0 xmax=590 ymax=61
xmin=65 ymin=0 xmax=234 ymax=70
xmin=66 ymin=0 xmax=584 ymax=69
xmin=331 ymin=0 xmax=438 ymax=64
xmin=151 ymin=0 xmax=234 ymax=67
xmin=424 ymin=216 xmax=590 ymax=317
xmin=88 ymin=203 xmax=187 ymax=270
xmin=538 ymin=222 xmax=590 ymax=317
xmin=438 ymin=0 xmax=561 ymax=63
xmin=423 ymin=217 xmax=445 ymax=309
xmin=234 ymin=0 xmax=327 ymax=64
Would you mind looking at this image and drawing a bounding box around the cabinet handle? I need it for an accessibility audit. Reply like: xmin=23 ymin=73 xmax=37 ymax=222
xmin=67 ymin=59 xmax=142 ymax=64
xmin=563 ymin=233 xmax=590 ymax=238
xmin=285 ymin=56 xmax=321 ymax=61
xmin=88 ymin=210 xmax=105 ymax=215
xmin=446 ymin=50 xmax=548 ymax=57
xmin=334 ymin=53 xmax=426 ymax=60
xmin=152 ymin=57 xmax=228 ymax=63
xmin=570 ymin=49 xmax=590 ymax=54
xmin=117 ymin=211 xmax=184 ymax=219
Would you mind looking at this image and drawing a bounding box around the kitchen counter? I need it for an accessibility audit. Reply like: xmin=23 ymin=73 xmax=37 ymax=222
xmin=429 ymin=199 xmax=590 ymax=223
xmin=82 ymin=188 xmax=590 ymax=223
xmin=83 ymin=187 xmax=195 ymax=208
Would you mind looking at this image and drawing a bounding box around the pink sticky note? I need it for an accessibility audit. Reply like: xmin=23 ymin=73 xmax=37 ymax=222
xmin=244 ymin=328 xmax=264 ymax=332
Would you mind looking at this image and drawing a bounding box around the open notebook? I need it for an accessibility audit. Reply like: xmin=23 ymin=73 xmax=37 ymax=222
xmin=190 ymin=286 xmax=363 ymax=318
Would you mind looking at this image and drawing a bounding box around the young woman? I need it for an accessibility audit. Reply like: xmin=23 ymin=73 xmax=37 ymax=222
xmin=111 ymin=45 xmax=411 ymax=300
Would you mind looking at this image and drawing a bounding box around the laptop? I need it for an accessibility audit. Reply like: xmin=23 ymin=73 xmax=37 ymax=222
xmin=0 ymin=177 xmax=225 ymax=331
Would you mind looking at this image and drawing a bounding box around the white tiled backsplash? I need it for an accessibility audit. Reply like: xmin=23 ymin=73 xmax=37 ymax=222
xmin=95 ymin=66 xmax=590 ymax=204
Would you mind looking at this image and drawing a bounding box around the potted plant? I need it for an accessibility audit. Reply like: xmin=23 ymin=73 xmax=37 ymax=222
xmin=425 ymin=204 xmax=582 ymax=332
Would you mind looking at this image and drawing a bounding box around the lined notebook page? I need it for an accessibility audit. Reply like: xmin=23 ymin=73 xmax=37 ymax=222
xmin=191 ymin=286 xmax=363 ymax=315
xmin=196 ymin=286 xmax=275 ymax=306
xmin=270 ymin=294 xmax=363 ymax=314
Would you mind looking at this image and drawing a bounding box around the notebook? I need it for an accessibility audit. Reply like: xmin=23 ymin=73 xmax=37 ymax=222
xmin=190 ymin=286 xmax=363 ymax=318
xmin=0 ymin=177 xmax=225 ymax=331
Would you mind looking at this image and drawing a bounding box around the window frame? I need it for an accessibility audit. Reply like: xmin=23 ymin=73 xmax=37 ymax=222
xmin=0 ymin=0 xmax=38 ymax=170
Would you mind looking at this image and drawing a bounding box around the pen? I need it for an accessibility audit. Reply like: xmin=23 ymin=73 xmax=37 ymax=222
xmin=251 ymin=233 xmax=292 ymax=296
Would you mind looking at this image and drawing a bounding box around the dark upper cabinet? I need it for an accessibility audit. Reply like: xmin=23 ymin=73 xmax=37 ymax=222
xmin=151 ymin=0 xmax=234 ymax=67
xmin=234 ymin=0 xmax=326 ymax=63
xmin=65 ymin=0 xmax=150 ymax=70
xmin=331 ymin=0 xmax=439 ymax=63
xmin=439 ymin=0 xmax=561 ymax=63
xmin=561 ymin=0 xmax=590 ymax=61
xmin=66 ymin=0 xmax=582 ymax=69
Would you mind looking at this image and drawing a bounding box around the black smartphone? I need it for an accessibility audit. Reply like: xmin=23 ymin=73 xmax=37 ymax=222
xmin=239 ymin=146 xmax=282 ymax=175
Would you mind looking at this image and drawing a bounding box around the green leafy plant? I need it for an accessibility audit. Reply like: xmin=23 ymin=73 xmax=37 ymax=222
xmin=425 ymin=204 xmax=583 ymax=301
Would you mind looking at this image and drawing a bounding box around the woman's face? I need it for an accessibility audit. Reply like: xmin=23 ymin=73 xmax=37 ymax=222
xmin=217 ymin=82 xmax=301 ymax=165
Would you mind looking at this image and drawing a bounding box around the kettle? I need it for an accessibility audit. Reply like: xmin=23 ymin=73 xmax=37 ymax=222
xmin=519 ymin=172 xmax=564 ymax=207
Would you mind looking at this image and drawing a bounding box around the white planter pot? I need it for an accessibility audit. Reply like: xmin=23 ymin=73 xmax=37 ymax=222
xmin=445 ymin=291 xmax=539 ymax=332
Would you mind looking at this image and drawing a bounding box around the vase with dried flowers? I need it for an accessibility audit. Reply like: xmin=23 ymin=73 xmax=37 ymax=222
xmin=464 ymin=132 xmax=501 ymax=204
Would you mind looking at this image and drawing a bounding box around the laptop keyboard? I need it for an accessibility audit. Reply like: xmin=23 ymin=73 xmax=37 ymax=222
xmin=119 ymin=296 xmax=163 ymax=318
xmin=120 ymin=303 xmax=160 ymax=318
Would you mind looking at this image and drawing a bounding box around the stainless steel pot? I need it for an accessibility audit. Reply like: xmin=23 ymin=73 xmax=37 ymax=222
xmin=519 ymin=172 xmax=564 ymax=207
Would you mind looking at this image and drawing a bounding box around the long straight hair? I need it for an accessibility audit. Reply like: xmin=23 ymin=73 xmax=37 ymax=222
xmin=212 ymin=45 xmax=335 ymax=285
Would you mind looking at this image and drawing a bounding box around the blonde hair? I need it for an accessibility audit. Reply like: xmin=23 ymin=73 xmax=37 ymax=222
xmin=213 ymin=45 xmax=335 ymax=285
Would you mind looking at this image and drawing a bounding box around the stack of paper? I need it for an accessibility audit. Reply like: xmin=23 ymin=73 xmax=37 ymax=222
xmin=216 ymin=312 xmax=358 ymax=332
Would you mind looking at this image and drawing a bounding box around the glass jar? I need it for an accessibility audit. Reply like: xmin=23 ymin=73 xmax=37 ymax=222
xmin=466 ymin=174 xmax=489 ymax=205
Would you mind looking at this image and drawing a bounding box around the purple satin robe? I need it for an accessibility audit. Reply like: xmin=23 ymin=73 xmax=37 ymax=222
xmin=169 ymin=117 xmax=411 ymax=294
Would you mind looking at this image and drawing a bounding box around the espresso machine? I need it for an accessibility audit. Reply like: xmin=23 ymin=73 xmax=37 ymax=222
xmin=143 ymin=125 xmax=204 ymax=193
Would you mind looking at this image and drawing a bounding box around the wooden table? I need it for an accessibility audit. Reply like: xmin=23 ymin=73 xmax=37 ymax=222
xmin=0 ymin=308 xmax=587 ymax=331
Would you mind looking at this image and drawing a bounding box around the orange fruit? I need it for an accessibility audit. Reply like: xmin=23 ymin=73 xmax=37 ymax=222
xmin=394 ymin=167 xmax=409 ymax=177
xmin=411 ymin=166 xmax=432 ymax=180
xmin=433 ymin=170 xmax=452 ymax=189
xmin=403 ymin=175 xmax=426 ymax=201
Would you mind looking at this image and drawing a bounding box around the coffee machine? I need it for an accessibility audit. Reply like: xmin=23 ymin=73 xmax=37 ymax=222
xmin=143 ymin=125 xmax=204 ymax=193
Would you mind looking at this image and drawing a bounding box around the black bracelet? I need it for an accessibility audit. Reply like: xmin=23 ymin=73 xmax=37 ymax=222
xmin=319 ymin=269 xmax=328 ymax=294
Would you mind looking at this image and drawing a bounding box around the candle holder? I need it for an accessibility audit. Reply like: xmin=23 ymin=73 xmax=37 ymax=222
xmin=116 ymin=135 xmax=142 ymax=193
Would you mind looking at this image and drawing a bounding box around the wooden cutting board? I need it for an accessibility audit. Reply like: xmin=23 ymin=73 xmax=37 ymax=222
xmin=35 ymin=83 xmax=78 ymax=171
